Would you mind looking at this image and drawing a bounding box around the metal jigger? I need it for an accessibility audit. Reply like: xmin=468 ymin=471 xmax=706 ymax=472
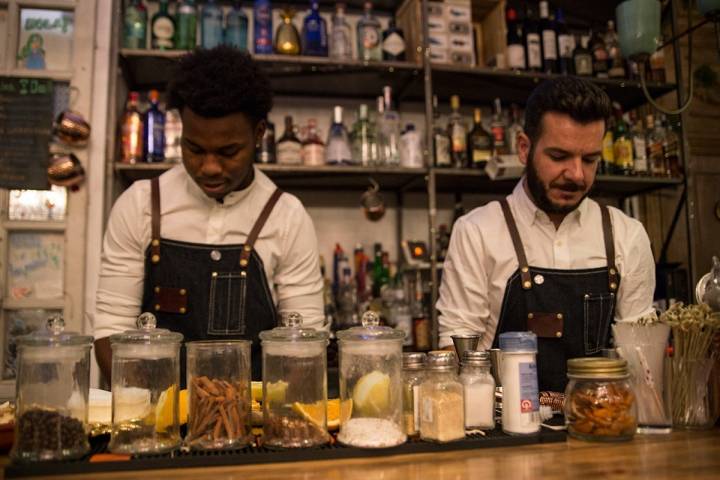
xmin=451 ymin=334 xmax=481 ymax=360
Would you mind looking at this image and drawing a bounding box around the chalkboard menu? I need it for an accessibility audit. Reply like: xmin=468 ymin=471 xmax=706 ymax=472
xmin=0 ymin=77 xmax=53 ymax=190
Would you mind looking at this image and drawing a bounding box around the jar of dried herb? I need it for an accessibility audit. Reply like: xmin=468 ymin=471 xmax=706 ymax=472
xmin=419 ymin=351 xmax=465 ymax=443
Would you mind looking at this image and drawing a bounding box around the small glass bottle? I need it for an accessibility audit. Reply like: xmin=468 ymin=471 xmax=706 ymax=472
xmin=302 ymin=119 xmax=325 ymax=166
xmin=467 ymin=108 xmax=492 ymax=169
xmin=301 ymin=0 xmax=328 ymax=56
xmin=572 ymin=35 xmax=593 ymax=77
xmin=277 ymin=115 xmax=302 ymax=165
xmin=402 ymin=352 xmax=426 ymax=437
xmin=377 ymin=86 xmax=401 ymax=166
xmin=256 ymin=120 xmax=276 ymax=163
xmin=175 ymin=0 xmax=198 ymax=50
xmin=225 ymin=1 xmax=249 ymax=51
xmin=399 ymin=123 xmax=423 ymax=168
xmin=351 ymin=104 xmax=378 ymax=166
xmin=447 ymin=95 xmax=468 ymax=168
xmin=459 ymin=350 xmax=495 ymax=430
xmin=326 ymin=106 xmax=353 ymax=165
xmin=151 ymin=0 xmax=175 ymax=50
xmin=201 ymin=0 xmax=224 ymax=49
xmin=419 ymin=351 xmax=464 ymax=443
xmin=253 ymin=0 xmax=273 ymax=54
xmin=432 ymin=95 xmax=451 ymax=167
xmin=382 ymin=19 xmax=405 ymax=61
xmin=144 ymin=89 xmax=165 ymax=163
xmin=357 ymin=1 xmax=382 ymax=61
xmin=275 ymin=9 xmax=301 ymax=55
xmin=123 ymin=0 xmax=148 ymax=49
xmin=121 ymin=91 xmax=143 ymax=164
xmin=329 ymin=3 xmax=353 ymax=60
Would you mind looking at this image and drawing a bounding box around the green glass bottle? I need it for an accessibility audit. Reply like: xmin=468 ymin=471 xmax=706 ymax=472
xmin=175 ymin=0 xmax=198 ymax=50
xmin=151 ymin=0 xmax=175 ymax=50
xmin=123 ymin=0 xmax=148 ymax=49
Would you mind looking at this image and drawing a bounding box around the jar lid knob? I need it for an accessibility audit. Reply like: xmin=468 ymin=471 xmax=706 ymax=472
xmin=361 ymin=310 xmax=379 ymax=327
xmin=136 ymin=312 xmax=157 ymax=331
xmin=46 ymin=314 xmax=65 ymax=335
xmin=281 ymin=312 xmax=303 ymax=328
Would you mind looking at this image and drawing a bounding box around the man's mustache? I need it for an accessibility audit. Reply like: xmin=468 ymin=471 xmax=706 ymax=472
xmin=550 ymin=182 xmax=585 ymax=192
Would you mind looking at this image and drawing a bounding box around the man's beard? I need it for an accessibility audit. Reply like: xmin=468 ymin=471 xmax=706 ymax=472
xmin=525 ymin=146 xmax=592 ymax=215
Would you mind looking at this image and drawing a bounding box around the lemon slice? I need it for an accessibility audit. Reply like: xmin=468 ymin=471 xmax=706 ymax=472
xmin=155 ymin=387 xmax=187 ymax=432
xmin=251 ymin=381 xmax=263 ymax=403
xmin=327 ymin=398 xmax=353 ymax=430
xmin=352 ymin=371 xmax=390 ymax=417
xmin=264 ymin=380 xmax=289 ymax=405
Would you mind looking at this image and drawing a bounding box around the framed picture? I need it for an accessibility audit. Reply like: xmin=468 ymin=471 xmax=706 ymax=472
xmin=8 ymin=186 xmax=67 ymax=221
xmin=16 ymin=9 xmax=74 ymax=71
xmin=7 ymin=232 xmax=64 ymax=300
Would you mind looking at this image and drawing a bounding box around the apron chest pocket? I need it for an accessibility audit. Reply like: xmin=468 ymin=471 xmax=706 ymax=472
xmin=208 ymin=272 xmax=247 ymax=335
xmin=583 ymin=292 xmax=615 ymax=355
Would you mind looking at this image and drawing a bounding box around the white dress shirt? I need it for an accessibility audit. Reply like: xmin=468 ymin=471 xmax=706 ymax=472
xmin=437 ymin=178 xmax=656 ymax=349
xmin=93 ymin=164 xmax=324 ymax=339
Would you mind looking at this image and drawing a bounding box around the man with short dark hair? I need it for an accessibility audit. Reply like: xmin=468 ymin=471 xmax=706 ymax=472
xmin=438 ymin=78 xmax=655 ymax=392
xmin=93 ymin=46 xmax=323 ymax=382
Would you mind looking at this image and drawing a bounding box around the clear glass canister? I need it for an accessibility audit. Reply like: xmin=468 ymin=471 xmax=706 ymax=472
xmin=12 ymin=315 xmax=93 ymax=462
xmin=419 ymin=351 xmax=465 ymax=443
xmin=402 ymin=352 xmax=426 ymax=437
xmin=260 ymin=312 xmax=329 ymax=448
xmin=336 ymin=311 xmax=406 ymax=448
xmin=186 ymin=339 xmax=252 ymax=450
xmin=109 ymin=313 xmax=183 ymax=454
xmin=460 ymin=350 xmax=496 ymax=430
xmin=564 ymin=357 xmax=637 ymax=442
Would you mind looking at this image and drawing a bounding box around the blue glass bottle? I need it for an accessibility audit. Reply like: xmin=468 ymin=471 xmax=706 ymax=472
xmin=225 ymin=1 xmax=249 ymax=51
xmin=144 ymin=90 xmax=165 ymax=163
xmin=201 ymin=0 xmax=224 ymax=48
xmin=301 ymin=0 xmax=328 ymax=56
xmin=253 ymin=0 xmax=273 ymax=54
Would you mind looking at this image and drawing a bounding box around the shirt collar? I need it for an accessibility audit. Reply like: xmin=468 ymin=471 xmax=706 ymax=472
xmin=183 ymin=165 xmax=266 ymax=208
xmin=510 ymin=176 xmax=588 ymax=228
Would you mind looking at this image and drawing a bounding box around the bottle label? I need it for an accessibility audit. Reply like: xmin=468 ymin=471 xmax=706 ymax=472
xmin=518 ymin=362 xmax=539 ymax=413
xmin=575 ymin=55 xmax=592 ymax=75
xmin=507 ymin=44 xmax=526 ymax=69
xmin=602 ymin=131 xmax=615 ymax=164
xmin=472 ymin=148 xmax=491 ymax=162
xmin=614 ymin=138 xmax=633 ymax=168
xmin=412 ymin=385 xmax=421 ymax=430
xmin=331 ymin=28 xmax=352 ymax=57
xmin=302 ymin=143 xmax=325 ymax=166
xmin=542 ymin=30 xmax=557 ymax=60
xmin=382 ymin=32 xmax=405 ymax=57
xmin=451 ymin=125 xmax=466 ymax=153
xmin=633 ymin=136 xmax=648 ymax=173
xmin=153 ymin=17 xmax=175 ymax=48
xmin=361 ymin=27 xmax=380 ymax=49
xmin=277 ymin=141 xmax=302 ymax=165
xmin=558 ymin=34 xmax=574 ymax=58
xmin=434 ymin=134 xmax=451 ymax=166
xmin=526 ymin=33 xmax=542 ymax=68
xmin=491 ymin=126 xmax=505 ymax=147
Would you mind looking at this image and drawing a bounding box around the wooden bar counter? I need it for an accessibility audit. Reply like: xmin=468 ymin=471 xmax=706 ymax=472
xmin=5 ymin=430 xmax=718 ymax=480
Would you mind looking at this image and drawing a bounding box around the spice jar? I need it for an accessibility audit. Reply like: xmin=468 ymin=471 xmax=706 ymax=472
xmin=402 ymin=352 xmax=426 ymax=437
xmin=499 ymin=332 xmax=540 ymax=435
xmin=12 ymin=315 xmax=93 ymax=462
xmin=419 ymin=351 xmax=465 ymax=443
xmin=336 ymin=311 xmax=406 ymax=448
xmin=564 ymin=357 xmax=637 ymax=442
xmin=459 ymin=350 xmax=495 ymax=430
xmin=109 ymin=313 xmax=183 ymax=454
xmin=185 ymin=340 xmax=252 ymax=450
xmin=260 ymin=312 xmax=330 ymax=448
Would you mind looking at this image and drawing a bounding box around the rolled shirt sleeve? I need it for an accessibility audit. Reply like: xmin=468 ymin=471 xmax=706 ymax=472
xmin=613 ymin=211 xmax=656 ymax=322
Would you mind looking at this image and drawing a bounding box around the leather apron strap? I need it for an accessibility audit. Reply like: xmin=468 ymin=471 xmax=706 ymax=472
xmin=150 ymin=176 xmax=161 ymax=264
xmin=499 ymin=198 xmax=532 ymax=290
xmin=600 ymin=204 xmax=619 ymax=292
xmin=239 ymin=188 xmax=284 ymax=269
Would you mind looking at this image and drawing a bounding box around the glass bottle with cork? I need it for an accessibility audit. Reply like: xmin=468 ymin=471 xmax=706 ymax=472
xmin=419 ymin=351 xmax=465 ymax=443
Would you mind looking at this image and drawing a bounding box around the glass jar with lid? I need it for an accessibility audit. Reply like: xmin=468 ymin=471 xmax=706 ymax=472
xmin=260 ymin=312 xmax=330 ymax=448
xmin=11 ymin=315 xmax=93 ymax=462
xmin=564 ymin=357 xmax=637 ymax=442
xmin=185 ymin=339 xmax=251 ymax=450
xmin=336 ymin=311 xmax=406 ymax=448
xmin=419 ymin=350 xmax=465 ymax=442
xmin=402 ymin=352 xmax=426 ymax=437
xmin=460 ymin=350 xmax=495 ymax=430
xmin=109 ymin=312 xmax=183 ymax=454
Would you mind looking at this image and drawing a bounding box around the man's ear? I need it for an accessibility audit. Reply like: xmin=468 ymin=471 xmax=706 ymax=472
xmin=517 ymin=132 xmax=531 ymax=167
xmin=254 ymin=119 xmax=267 ymax=148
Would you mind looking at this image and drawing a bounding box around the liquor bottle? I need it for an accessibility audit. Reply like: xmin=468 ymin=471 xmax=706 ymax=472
xmin=539 ymin=1 xmax=557 ymax=74
xmin=175 ymin=0 xmax=198 ymax=50
xmin=151 ymin=0 xmax=175 ymax=50
xmin=506 ymin=6 xmax=526 ymax=71
xmin=432 ymin=95 xmax=451 ymax=167
xmin=399 ymin=124 xmax=423 ymax=168
xmin=225 ymin=1 xmax=249 ymax=51
xmin=275 ymin=9 xmax=301 ymax=55
xmin=490 ymin=98 xmax=508 ymax=156
xmin=326 ymin=106 xmax=353 ymax=165
xmin=647 ymin=114 xmax=666 ymax=177
xmin=573 ymin=34 xmax=592 ymax=76
xmin=632 ymin=117 xmax=648 ymax=175
xmin=201 ymin=0 xmax=224 ymax=48
xmin=351 ymin=104 xmax=378 ymax=166
xmin=123 ymin=0 xmax=147 ymax=49
xmin=447 ymin=95 xmax=468 ymax=168
xmin=410 ymin=271 xmax=430 ymax=351
xmin=555 ymin=8 xmax=574 ymax=75
xmin=253 ymin=0 xmax=273 ymax=54
xmin=590 ymin=28 xmax=609 ymax=78
xmin=337 ymin=266 xmax=359 ymax=329
xmin=302 ymin=118 xmax=325 ymax=166
xmin=372 ymin=243 xmax=385 ymax=298
xmin=605 ymin=20 xmax=626 ymax=78
xmin=164 ymin=108 xmax=182 ymax=162
xmin=329 ymin=3 xmax=353 ymax=60
xmin=601 ymin=116 xmax=615 ymax=175
xmin=357 ymin=1 xmax=382 ymax=61
xmin=506 ymin=104 xmax=523 ymax=154
xmin=302 ymin=0 xmax=328 ymax=56
xmin=467 ymin=108 xmax=492 ymax=169
xmin=144 ymin=89 xmax=165 ymax=163
xmin=256 ymin=120 xmax=276 ymax=163
xmin=612 ymin=105 xmax=633 ymax=175
xmin=661 ymin=115 xmax=681 ymax=177
xmin=524 ymin=2 xmax=542 ymax=72
xmin=121 ymin=92 xmax=143 ymax=164
xmin=276 ymin=116 xmax=302 ymax=165
xmin=382 ymin=19 xmax=406 ymax=61
xmin=378 ymin=86 xmax=401 ymax=166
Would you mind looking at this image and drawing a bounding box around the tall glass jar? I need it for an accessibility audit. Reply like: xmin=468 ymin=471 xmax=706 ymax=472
xmin=419 ymin=351 xmax=465 ymax=442
xmin=260 ymin=312 xmax=329 ymax=448
xmin=109 ymin=313 xmax=183 ymax=454
xmin=459 ymin=350 xmax=495 ymax=430
xmin=564 ymin=357 xmax=637 ymax=442
xmin=185 ymin=340 xmax=251 ymax=450
xmin=11 ymin=315 xmax=93 ymax=462
xmin=401 ymin=352 xmax=426 ymax=437
xmin=336 ymin=311 xmax=406 ymax=448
